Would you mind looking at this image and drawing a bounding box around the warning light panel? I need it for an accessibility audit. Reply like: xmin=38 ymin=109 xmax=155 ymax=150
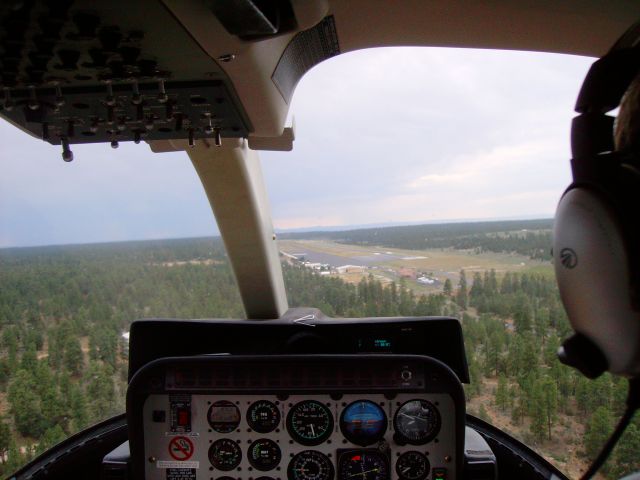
xmin=170 ymin=395 xmax=192 ymax=433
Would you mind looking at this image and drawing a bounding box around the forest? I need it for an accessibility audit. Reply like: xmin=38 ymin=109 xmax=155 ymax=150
xmin=281 ymin=218 xmax=553 ymax=260
xmin=0 ymin=231 xmax=637 ymax=478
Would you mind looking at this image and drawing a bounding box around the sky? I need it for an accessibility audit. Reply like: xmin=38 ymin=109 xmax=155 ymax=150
xmin=0 ymin=47 xmax=594 ymax=248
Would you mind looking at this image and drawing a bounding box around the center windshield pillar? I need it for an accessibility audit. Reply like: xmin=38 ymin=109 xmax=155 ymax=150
xmin=151 ymin=138 xmax=288 ymax=319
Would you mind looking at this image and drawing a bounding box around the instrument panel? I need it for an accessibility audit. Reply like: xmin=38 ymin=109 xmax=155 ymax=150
xmin=128 ymin=355 xmax=465 ymax=480
xmin=142 ymin=393 xmax=454 ymax=480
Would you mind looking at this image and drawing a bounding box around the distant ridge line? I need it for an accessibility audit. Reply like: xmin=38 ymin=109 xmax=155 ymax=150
xmin=279 ymin=217 xmax=553 ymax=240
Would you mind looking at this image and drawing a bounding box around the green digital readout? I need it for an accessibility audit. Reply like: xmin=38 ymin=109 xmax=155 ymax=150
xmin=357 ymin=337 xmax=393 ymax=352
xmin=374 ymin=339 xmax=391 ymax=348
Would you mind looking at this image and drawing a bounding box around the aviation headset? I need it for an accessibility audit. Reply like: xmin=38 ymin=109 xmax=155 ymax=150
xmin=554 ymin=24 xmax=640 ymax=378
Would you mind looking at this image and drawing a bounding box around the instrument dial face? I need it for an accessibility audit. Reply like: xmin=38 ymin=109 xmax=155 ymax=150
xmin=208 ymin=438 xmax=242 ymax=471
xmin=287 ymin=400 xmax=334 ymax=445
xmin=208 ymin=400 xmax=241 ymax=433
xmin=393 ymin=400 xmax=441 ymax=445
xmin=340 ymin=400 xmax=387 ymax=446
xmin=338 ymin=450 xmax=389 ymax=480
xmin=248 ymin=400 xmax=281 ymax=433
xmin=288 ymin=450 xmax=335 ymax=480
xmin=395 ymin=451 xmax=430 ymax=480
xmin=248 ymin=438 xmax=281 ymax=471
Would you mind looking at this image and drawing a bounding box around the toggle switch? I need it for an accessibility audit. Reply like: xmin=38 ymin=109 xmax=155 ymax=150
xmin=61 ymin=137 xmax=73 ymax=162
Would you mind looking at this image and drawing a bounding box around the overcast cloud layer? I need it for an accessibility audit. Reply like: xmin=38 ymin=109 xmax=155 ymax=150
xmin=0 ymin=48 xmax=593 ymax=248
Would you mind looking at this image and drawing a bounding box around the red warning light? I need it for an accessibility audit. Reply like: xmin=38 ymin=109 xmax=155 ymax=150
xmin=351 ymin=455 xmax=362 ymax=461
xmin=178 ymin=409 xmax=190 ymax=426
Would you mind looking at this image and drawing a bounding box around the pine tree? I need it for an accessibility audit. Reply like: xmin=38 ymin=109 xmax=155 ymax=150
xmin=0 ymin=417 xmax=10 ymax=464
xmin=443 ymin=278 xmax=452 ymax=296
xmin=529 ymin=380 xmax=546 ymax=443
xmin=613 ymin=423 xmax=640 ymax=477
xmin=540 ymin=376 xmax=558 ymax=440
xmin=64 ymin=336 xmax=84 ymax=376
xmin=495 ymin=374 xmax=508 ymax=412
xmin=19 ymin=344 xmax=38 ymax=374
xmin=585 ymin=407 xmax=612 ymax=460
xmin=7 ymin=369 xmax=47 ymax=437
xmin=69 ymin=383 xmax=89 ymax=431
xmin=456 ymin=270 xmax=468 ymax=309
xmin=5 ymin=438 xmax=22 ymax=474
xmin=36 ymin=425 xmax=66 ymax=455
xmin=488 ymin=269 xmax=498 ymax=294
xmin=469 ymin=272 xmax=484 ymax=303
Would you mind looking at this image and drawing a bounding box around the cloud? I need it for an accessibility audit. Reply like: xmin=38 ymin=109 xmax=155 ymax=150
xmin=407 ymin=139 xmax=558 ymax=189
xmin=263 ymin=47 xmax=589 ymax=229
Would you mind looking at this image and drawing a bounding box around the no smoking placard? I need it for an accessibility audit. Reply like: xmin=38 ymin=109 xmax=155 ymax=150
xmin=168 ymin=436 xmax=194 ymax=461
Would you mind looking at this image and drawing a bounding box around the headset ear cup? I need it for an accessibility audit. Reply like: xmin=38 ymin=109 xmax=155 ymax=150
xmin=553 ymin=187 xmax=640 ymax=375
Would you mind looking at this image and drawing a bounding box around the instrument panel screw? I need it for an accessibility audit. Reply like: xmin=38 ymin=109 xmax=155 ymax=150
xmin=148 ymin=456 xmax=156 ymax=463
xmin=444 ymin=455 xmax=452 ymax=463
xmin=218 ymin=54 xmax=236 ymax=63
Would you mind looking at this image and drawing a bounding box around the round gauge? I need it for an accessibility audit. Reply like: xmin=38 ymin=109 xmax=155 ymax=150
xmin=208 ymin=439 xmax=242 ymax=471
xmin=338 ymin=450 xmax=389 ymax=480
xmin=287 ymin=400 xmax=334 ymax=445
xmin=340 ymin=400 xmax=387 ymax=446
xmin=288 ymin=450 xmax=335 ymax=480
xmin=208 ymin=400 xmax=241 ymax=433
xmin=248 ymin=400 xmax=281 ymax=433
xmin=248 ymin=439 xmax=281 ymax=471
xmin=395 ymin=451 xmax=430 ymax=480
xmin=393 ymin=400 xmax=441 ymax=445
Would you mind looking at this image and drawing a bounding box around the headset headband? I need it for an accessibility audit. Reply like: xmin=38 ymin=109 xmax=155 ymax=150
xmin=572 ymin=21 xmax=640 ymax=160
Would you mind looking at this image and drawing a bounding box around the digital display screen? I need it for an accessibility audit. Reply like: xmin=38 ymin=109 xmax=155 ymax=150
xmin=357 ymin=337 xmax=393 ymax=352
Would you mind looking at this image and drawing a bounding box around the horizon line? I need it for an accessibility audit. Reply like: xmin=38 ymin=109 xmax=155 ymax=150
xmin=0 ymin=215 xmax=554 ymax=251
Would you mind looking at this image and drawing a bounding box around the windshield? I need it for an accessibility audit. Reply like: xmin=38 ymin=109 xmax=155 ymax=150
xmin=0 ymin=47 xmax=634 ymax=479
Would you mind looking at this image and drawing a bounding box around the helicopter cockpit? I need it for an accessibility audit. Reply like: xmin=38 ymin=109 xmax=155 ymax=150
xmin=2 ymin=2 xmax=640 ymax=480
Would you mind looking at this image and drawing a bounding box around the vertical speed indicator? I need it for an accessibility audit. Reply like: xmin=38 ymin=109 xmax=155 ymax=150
xmin=287 ymin=400 xmax=334 ymax=445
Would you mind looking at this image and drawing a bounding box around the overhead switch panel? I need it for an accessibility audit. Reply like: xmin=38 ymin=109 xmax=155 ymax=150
xmin=0 ymin=0 xmax=251 ymax=153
